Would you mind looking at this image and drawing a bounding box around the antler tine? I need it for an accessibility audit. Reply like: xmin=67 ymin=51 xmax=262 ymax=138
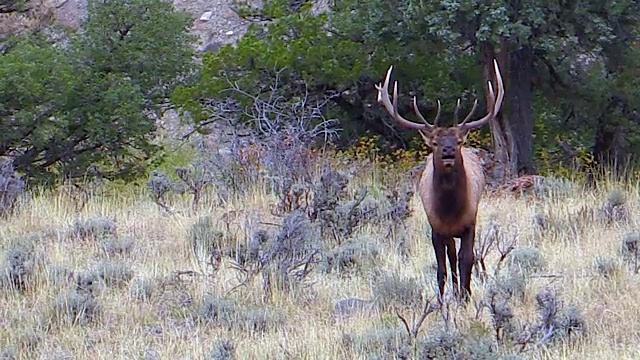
xmin=460 ymin=59 xmax=505 ymax=132
xmin=375 ymin=65 xmax=434 ymax=132
xmin=434 ymin=99 xmax=441 ymax=127
xmin=453 ymin=98 xmax=462 ymax=126
xmin=412 ymin=96 xmax=432 ymax=127
xmin=459 ymin=98 xmax=479 ymax=126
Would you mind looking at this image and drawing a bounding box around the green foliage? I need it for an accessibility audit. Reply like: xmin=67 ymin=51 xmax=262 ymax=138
xmin=172 ymin=0 xmax=481 ymax=148
xmin=1 ymin=0 xmax=196 ymax=184
xmin=172 ymin=0 xmax=640 ymax=177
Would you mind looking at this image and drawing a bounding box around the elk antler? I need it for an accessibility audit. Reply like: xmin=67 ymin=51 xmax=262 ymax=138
xmin=454 ymin=98 xmax=479 ymax=126
xmin=375 ymin=66 xmax=437 ymax=132
xmin=458 ymin=59 xmax=505 ymax=132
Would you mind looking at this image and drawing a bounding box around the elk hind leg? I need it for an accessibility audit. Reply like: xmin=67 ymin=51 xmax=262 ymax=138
xmin=445 ymin=237 xmax=459 ymax=298
xmin=458 ymin=225 xmax=476 ymax=303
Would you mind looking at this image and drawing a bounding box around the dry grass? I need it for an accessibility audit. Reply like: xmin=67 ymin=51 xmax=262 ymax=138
xmin=2 ymin=163 xmax=640 ymax=359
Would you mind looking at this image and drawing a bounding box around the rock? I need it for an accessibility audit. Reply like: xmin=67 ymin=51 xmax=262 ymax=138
xmin=199 ymin=11 xmax=213 ymax=21
xmin=225 ymin=30 xmax=234 ymax=36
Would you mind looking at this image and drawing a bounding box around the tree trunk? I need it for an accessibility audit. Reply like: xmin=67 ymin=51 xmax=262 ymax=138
xmin=480 ymin=42 xmax=517 ymax=184
xmin=507 ymin=45 xmax=536 ymax=175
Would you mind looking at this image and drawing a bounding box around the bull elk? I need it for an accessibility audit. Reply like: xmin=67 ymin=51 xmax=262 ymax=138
xmin=375 ymin=59 xmax=505 ymax=302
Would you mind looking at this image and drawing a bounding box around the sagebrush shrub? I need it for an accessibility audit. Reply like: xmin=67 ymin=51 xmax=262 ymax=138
xmin=1 ymin=246 xmax=34 ymax=292
xmin=371 ymin=272 xmax=423 ymax=311
xmin=208 ymin=339 xmax=236 ymax=360
xmin=507 ymin=247 xmax=546 ymax=276
xmin=94 ymin=261 xmax=134 ymax=287
xmin=198 ymin=296 xmax=284 ymax=334
xmin=74 ymin=270 xmax=104 ymax=295
xmin=54 ymin=290 xmax=102 ymax=326
xmin=130 ymin=277 xmax=157 ymax=302
xmin=71 ymin=217 xmax=117 ymax=241
xmin=594 ymin=257 xmax=622 ymax=278
xmin=322 ymin=236 xmax=380 ymax=275
xmin=341 ymin=327 xmax=410 ymax=359
xmin=99 ymin=236 xmax=135 ymax=257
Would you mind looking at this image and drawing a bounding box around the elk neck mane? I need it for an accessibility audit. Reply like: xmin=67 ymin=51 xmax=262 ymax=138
xmin=431 ymin=151 xmax=469 ymax=220
xmin=420 ymin=147 xmax=485 ymax=236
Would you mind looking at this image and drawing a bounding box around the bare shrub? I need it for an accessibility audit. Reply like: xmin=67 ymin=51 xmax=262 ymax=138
xmin=188 ymin=216 xmax=225 ymax=274
xmin=474 ymin=220 xmax=517 ymax=282
xmin=515 ymin=288 xmax=586 ymax=351
xmin=259 ymin=211 xmax=322 ymax=293
xmin=0 ymin=158 xmax=27 ymax=218
xmin=223 ymin=74 xmax=339 ymax=188
xmin=147 ymin=170 xmax=178 ymax=212
xmin=175 ymin=156 xmax=217 ymax=210
xmin=71 ymin=217 xmax=117 ymax=241
xmin=309 ymin=169 xmax=379 ymax=244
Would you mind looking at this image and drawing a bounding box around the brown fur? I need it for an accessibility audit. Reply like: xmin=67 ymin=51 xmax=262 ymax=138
xmin=418 ymin=147 xmax=485 ymax=236
xmin=374 ymin=59 xmax=504 ymax=303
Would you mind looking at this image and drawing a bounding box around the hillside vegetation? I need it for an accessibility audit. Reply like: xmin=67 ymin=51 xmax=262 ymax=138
xmin=1 ymin=145 xmax=639 ymax=359
xmin=3 ymin=0 xmax=640 ymax=358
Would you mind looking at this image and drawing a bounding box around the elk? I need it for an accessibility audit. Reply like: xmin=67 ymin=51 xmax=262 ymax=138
xmin=375 ymin=59 xmax=504 ymax=302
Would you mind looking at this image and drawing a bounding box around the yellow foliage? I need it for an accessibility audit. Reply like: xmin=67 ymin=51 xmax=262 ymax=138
xmin=536 ymin=135 xmax=595 ymax=180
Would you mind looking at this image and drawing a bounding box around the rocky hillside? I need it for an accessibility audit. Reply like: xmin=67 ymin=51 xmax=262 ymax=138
xmin=54 ymin=0 xmax=251 ymax=52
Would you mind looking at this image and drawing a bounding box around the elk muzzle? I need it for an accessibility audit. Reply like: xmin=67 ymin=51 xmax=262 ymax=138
xmin=441 ymin=145 xmax=457 ymax=167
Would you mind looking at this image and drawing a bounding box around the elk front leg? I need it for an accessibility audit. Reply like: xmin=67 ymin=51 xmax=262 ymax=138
xmin=431 ymin=230 xmax=447 ymax=301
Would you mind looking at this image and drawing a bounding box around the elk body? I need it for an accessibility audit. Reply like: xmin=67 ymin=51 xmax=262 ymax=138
xmin=375 ymin=60 xmax=505 ymax=302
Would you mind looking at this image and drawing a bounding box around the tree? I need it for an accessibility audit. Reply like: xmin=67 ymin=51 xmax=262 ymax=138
xmin=410 ymin=0 xmax=640 ymax=176
xmin=173 ymin=0 xmax=640 ymax=179
xmin=0 ymin=0 xmax=196 ymax=183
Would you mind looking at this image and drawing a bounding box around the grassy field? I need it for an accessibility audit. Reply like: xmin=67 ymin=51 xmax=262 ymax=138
xmin=2 ymin=155 xmax=640 ymax=359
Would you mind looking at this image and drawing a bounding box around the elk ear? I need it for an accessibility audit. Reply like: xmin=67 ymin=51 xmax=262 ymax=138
xmin=458 ymin=128 xmax=470 ymax=143
xmin=418 ymin=130 xmax=432 ymax=146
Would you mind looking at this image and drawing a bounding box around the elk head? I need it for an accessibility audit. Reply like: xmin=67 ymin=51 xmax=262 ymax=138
xmin=375 ymin=59 xmax=505 ymax=172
